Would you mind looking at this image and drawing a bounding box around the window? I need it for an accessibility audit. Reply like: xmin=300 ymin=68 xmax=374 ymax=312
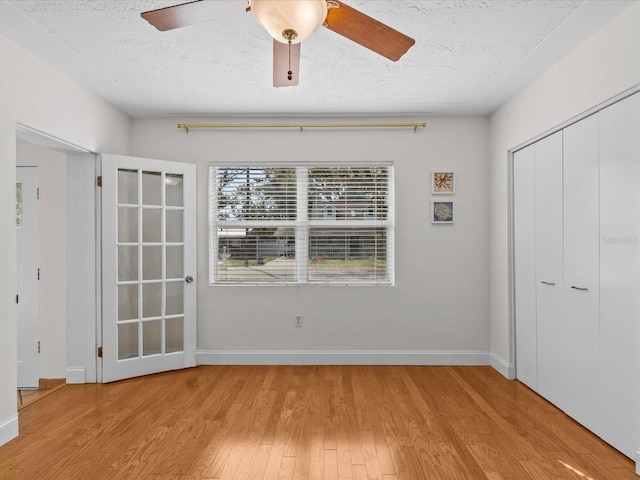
xmin=209 ymin=164 xmax=393 ymax=285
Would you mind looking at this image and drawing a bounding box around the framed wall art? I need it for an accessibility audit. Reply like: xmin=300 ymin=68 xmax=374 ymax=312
xmin=431 ymin=200 xmax=454 ymax=223
xmin=432 ymin=171 xmax=454 ymax=194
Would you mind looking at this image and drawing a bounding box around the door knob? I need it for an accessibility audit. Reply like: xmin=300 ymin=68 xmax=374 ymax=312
xmin=185 ymin=276 xmax=194 ymax=283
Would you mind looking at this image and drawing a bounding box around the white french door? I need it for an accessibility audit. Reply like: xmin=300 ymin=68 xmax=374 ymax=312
xmin=101 ymin=154 xmax=196 ymax=383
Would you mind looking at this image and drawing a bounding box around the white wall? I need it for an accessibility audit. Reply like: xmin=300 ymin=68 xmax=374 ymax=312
xmin=16 ymin=139 xmax=67 ymax=379
xmin=488 ymin=1 xmax=640 ymax=365
xmin=131 ymin=116 xmax=491 ymax=364
xmin=0 ymin=33 xmax=130 ymax=447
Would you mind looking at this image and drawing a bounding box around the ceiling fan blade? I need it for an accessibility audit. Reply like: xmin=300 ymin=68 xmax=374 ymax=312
xmin=324 ymin=1 xmax=415 ymax=61
xmin=141 ymin=0 xmax=217 ymax=32
xmin=273 ymin=40 xmax=300 ymax=87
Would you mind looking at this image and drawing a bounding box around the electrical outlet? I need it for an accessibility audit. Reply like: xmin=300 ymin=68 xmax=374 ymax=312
xmin=295 ymin=314 xmax=303 ymax=327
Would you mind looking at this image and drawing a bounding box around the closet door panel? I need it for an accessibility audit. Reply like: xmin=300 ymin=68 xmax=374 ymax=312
xmin=562 ymin=114 xmax=600 ymax=432
xmin=513 ymin=145 xmax=537 ymax=390
xmin=534 ymin=131 xmax=565 ymax=408
xmin=599 ymin=92 xmax=640 ymax=459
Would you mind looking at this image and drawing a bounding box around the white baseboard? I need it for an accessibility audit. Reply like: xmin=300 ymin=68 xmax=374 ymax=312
xmin=0 ymin=414 xmax=18 ymax=448
xmin=197 ymin=350 xmax=491 ymax=366
xmin=489 ymin=353 xmax=516 ymax=379
xmin=66 ymin=367 xmax=86 ymax=384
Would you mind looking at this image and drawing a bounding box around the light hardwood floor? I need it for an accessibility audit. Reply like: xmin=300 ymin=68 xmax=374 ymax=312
xmin=0 ymin=365 xmax=635 ymax=479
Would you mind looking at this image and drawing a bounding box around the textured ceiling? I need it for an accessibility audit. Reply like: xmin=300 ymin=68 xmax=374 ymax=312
xmin=0 ymin=0 xmax=634 ymax=117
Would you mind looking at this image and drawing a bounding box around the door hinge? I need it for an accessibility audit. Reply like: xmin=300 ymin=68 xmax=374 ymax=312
xmin=96 ymin=176 xmax=102 ymax=187
xmin=37 ymin=187 xmax=40 ymax=200
xmin=37 ymin=268 xmax=40 ymax=280
xmin=38 ymin=341 xmax=41 ymax=354
xmin=97 ymin=347 xmax=103 ymax=358
xmin=16 ymin=294 xmax=19 ymax=304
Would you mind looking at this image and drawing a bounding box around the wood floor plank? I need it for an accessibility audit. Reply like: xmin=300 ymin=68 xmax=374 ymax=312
xmin=246 ymin=444 xmax=272 ymax=480
xmin=360 ymin=429 xmax=384 ymax=480
xmin=370 ymin=424 xmax=396 ymax=476
xmin=276 ymin=455 xmax=295 ymax=480
xmin=0 ymin=366 xmax=635 ymax=480
xmin=261 ymin=438 xmax=286 ymax=480
xmin=352 ymin=464 xmax=368 ymax=480
xmin=335 ymin=425 xmax=353 ymax=480
xmin=323 ymin=449 xmax=339 ymax=480
xmin=305 ymin=427 xmax=325 ymax=480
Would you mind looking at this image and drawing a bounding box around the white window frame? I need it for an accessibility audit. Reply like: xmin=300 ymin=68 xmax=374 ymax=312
xmin=209 ymin=163 xmax=394 ymax=286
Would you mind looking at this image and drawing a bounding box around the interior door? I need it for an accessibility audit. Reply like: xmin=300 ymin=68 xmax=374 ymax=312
xmin=533 ymin=131 xmax=565 ymax=409
xmin=562 ymin=114 xmax=600 ymax=431
xmin=513 ymin=144 xmax=537 ymax=390
xmin=598 ymin=92 xmax=640 ymax=459
xmin=16 ymin=167 xmax=40 ymax=389
xmin=101 ymin=154 xmax=196 ymax=383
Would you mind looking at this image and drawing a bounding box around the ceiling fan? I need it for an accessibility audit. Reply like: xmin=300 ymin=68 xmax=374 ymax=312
xmin=141 ymin=0 xmax=415 ymax=87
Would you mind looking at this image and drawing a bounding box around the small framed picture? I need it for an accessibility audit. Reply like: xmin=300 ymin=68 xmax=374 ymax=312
xmin=432 ymin=201 xmax=454 ymax=223
xmin=432 ymin=171 xmax=454 ymax=194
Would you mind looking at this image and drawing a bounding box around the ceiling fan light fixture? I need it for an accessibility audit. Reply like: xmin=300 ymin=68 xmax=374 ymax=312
xmin=251 ymin=0 xmax=328 ymax=44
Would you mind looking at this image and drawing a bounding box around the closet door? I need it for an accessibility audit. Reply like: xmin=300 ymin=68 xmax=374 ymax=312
xmin=513 ymin=145 xmax=537 ymax=390
xmin=599 ymin=92 xmax=640 ymax=459
xmin=562 ymin=114 xmax=600 ymax=431
xmin=534 ymin=132 xmax=565 ymax=408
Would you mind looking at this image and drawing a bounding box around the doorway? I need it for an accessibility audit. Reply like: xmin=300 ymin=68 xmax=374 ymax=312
xmin=15 ymin=125 xmax=97 ymax=387
xmin=15 ymin=139 xmax=69 ymax=391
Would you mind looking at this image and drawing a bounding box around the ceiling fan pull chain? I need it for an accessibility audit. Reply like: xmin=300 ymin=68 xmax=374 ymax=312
xmin=281 ymin=28 xmax=297 ymax=82
xmin=287 ymin=40 xmax=293 ymax=81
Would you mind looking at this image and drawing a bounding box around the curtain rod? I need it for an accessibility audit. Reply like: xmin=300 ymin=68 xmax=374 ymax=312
xmin=177 ymin=122 xmax=426 ymax=133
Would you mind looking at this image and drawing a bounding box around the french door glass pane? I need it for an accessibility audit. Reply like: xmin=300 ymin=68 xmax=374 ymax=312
xmin=166 ymin=210 xmax=183 ymax=242
xmin=118 ymin=284 xmax=138 ymax=321
xmin=166 ymin=174 xmax=184 ymax=207
xmin=166 ymin=317 xmax=184 ymax=353
xmin=118 ymin=207 xmax=138 ymax=243
xmin=143 ymin=320 xmax=162 ymax=356
xmin=142 ymin=171 xmax=162 ymax=206
xmin=143 ymin=283 xmax=162 ymax=318
xmin=166 ymin=282 xmax=184 ymax=316
xmin=118 ymin=246 xmax=138 ymax=282
xmin=117 ymin=169 xmax=138 ymax=204
xmin=118 ymin=323 xmax=138 ymax=360
xmin=166 ymin=246 xmax=183 ymax=279
xmin=142 ymin=208 xmax=162 ymax=243
xmin=142 ymin=246 xmax=162 ymax=280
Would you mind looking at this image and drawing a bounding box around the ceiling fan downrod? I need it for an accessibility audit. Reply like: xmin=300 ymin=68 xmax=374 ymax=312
xmin=282 ymin=29 xmax=298 ymax=81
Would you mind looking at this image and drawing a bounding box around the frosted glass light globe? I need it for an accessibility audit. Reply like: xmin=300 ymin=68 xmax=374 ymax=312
xmin=252 ymin=0 xmax=328 ymax=44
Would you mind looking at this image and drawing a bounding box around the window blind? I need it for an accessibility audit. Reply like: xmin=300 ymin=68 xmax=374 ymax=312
xmin=209 ymin=164 xmax=393 ymax=285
